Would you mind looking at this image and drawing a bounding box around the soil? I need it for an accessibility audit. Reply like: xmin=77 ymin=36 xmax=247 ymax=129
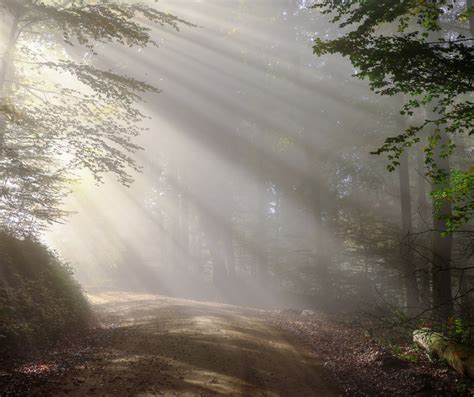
xmin=1 ymin=292 xmax=341 ymax=396
xmin=4 ymin=292 xmax=470 ymax=396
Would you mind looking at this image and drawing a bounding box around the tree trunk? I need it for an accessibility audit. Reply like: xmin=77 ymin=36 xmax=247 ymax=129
xmin=419 ymin=24 xmax=454 ymax=322
xmin=431 ymin=129 xmax=453 ymax=322
xmin=293 ymin=29 xmax=330 ymax=308
xmin=192 ymin=212 xmax=206 ymax=276
xmin=467 ymin=0 xmax=474 ymax=36
xmin=201 ymin=213 xmax=228 ymax=288
xmin=303 ymin=143 xmax=329 ymax=309
xmin=256 ymin=171 xmax=268 ymax=281
xmin=180 ymin=192 xmax=190 ymax=266
xmin=399 ymin=150 xmax=420 ymax=312
xmin=223 ymin=227 xmax=236 ymax=280
xmin=416 ymin=146 xmax=431 ymax=303
xmin=0 ymin=14 xmax=19 ymax=92
xmin=414 ymin=328 xmax=474 ymax=378
xmin=210 ymin=246 xmax=226 ymax=288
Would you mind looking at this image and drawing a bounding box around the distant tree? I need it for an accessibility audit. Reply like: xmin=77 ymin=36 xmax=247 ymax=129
xmin=0 ymin=0 xmax=189 ymax=235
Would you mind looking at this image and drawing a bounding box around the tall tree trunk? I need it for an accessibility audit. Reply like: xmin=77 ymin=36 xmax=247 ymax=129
xmin=170 ymin=159 xmax=183 ymax=273
xmin=399 ymin=150 xmax=420 ymax=312
xmin=303 ymin=144 xmax=329 ymax=309
xmin=192 ymin=212 xmax=206 ymax=276
xmin=212 ymin=241 xmax=229 ymax=289
xmin=254 ymin=63 xmax=272 ymax=283
xmin=201 ymin=212 xmax=228 ymax=289
xmin=256 ymin=166 xmax=268 ymax=281
xmin=176 ymin=166 xmax=191 ymax=272
xmin=291 ymin=20 xmax=330 ymax=308
xmin=180 ymin=192 xmax=190 ymax=266
xmin=467 ymin=0 xmax=474 ymax=36
xmin=0 ymin=14 xmax=19 ymax=91
xmin=416 ymin=145 xmax=431 ymax=304
xmin=416 ymin=146 xmax=431 ymax=229
xmin=420 ymin=25 xmax=454 ymax=323
xmin=431 ymin=129 xmax=453 ymax=322
xmin=223 ymin=227 xmax=236 ymax=280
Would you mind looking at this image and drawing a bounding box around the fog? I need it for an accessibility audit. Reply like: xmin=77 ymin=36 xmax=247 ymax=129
xmin=38 ymin=0 xmax=468 ymax=313
xmin=2 ymin=1 xmax=474 ymax=394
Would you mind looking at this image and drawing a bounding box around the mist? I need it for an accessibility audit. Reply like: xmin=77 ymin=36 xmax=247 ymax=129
xmin=1 ymin=1 xmax=473 ymax=395
xmin=44 ymin=0 xmax=397 ymax=309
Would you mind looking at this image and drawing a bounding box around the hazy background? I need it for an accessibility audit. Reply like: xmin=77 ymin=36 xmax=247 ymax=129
xmin=43 ymin=0 xmax=433 ymax=310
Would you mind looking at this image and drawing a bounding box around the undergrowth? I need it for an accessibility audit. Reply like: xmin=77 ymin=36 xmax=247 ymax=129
xmin=0 ymin=232 xmax=90 ymax=358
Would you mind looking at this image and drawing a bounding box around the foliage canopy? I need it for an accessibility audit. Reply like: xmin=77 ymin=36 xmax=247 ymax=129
xmin=0 ymin=0 xmax=189 ymax=235
xmin=313 ymin=0 xmax=474 ymax=232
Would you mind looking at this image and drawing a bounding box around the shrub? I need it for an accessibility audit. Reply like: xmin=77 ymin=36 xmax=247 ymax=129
xmin=0 ymin=232 xmax=90 ymax=357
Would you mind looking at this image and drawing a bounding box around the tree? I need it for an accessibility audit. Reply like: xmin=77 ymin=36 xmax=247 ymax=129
xmin=399 ymin=149 xmax=420 ymax=311
xmin=312 ymin=0 xmax=473 ymax=321
xmin=0 ymin=0 xmax=189 ymax=235
xmin=312 ymin=0 xmax=473 ymax=232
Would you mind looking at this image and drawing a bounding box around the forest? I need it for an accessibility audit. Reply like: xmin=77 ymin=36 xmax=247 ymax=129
xmin=0 ymin=0 xmax=473 ymax=396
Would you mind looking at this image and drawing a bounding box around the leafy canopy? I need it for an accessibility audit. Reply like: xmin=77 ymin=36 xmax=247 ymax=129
xmin=0 ymin=0 xmax=190 ymax=235
xmin=312 ymin=0 xmax=474 ymax=232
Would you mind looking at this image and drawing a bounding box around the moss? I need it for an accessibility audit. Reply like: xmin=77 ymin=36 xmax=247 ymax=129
xmin=414 ymin=328 xmax=474 ymax=379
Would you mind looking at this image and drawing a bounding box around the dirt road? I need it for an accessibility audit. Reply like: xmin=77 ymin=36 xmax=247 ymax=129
xmin=35 ymin=292 xmax=340 ymax=396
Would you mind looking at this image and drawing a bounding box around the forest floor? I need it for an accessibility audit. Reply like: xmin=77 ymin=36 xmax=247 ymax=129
xmin=0 ymin=292 xmax=340 ymax=396
xmin=1 ymin=292 xmax=472 ymax=396
xmin=267 ymin=310 xmax=473 ymax=396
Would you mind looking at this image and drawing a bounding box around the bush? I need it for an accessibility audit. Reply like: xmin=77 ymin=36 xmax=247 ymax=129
xmin=0 ymin=232 xmax=90 ymax=357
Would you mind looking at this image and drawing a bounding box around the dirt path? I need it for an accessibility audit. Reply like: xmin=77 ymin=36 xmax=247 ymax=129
xmin=33 ymin=292 xmax=340 ymax=396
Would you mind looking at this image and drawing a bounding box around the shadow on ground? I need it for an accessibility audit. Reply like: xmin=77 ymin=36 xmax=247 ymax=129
xmin=32 ymin=292 xmax=340 ymax=396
